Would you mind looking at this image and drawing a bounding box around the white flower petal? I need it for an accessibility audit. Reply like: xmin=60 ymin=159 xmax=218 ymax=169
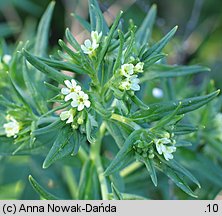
xmin=60 ymin=111 xmax=70 ymax=121
xmin=71 ymin=99 xmax=78 ymax=108
xmin=84 ymin=39 xmax=92 ymax=48
xmin=163 ymin=152 xmax=173 ymax=161
xmin=81 ymin=45 xmax=88 ymax=52
xmin=71 ymin=79 xmax=77 ymax=87
xmin=84 ymin=100 xmax=91 ymax=108
xmin=61 ymin=88 xmax=70 ymax=95
xmin=66 ymin=114 xmax=74 ymax=123
xmin=64 ymin=80 xmax=72 ymax=88
xmin=83 ymin=93 xmax=89 ymax=100
xmin=76 ymin=85 xmax=81 ymax=92
xmin=65 ymin=93 xmax=74 ymax=102
xmin=77 ymin=104 xmax=85 ymax=111
xmin=131 ymin=83 xmax=140 ymax=91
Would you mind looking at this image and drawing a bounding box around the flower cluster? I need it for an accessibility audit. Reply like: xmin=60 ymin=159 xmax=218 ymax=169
xmin=133 ymin=140 xmax=155 ymax=159
xmin=154 ymin=137 xmax=176 ymax=161
xmin=3 ymin=115 xmax=20 ymax=138
xmin=118 ymin=62 xmax=144 ymax=92
xmin=60 ymin=79 xmax=91 ymax=127
xmin=81 ymin=31 xmax=102 ymax=55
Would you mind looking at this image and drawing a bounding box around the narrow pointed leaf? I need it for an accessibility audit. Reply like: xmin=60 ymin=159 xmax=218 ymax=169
xmin=142 ymin=26 xmax=178 ymax=60
xmin=141 ymin=64 xmax=210 ymax=82
xmin=34 ymin=2 xmax=55 ymax=57
xmin=43 ymin=128 xmax=74 ymax=168
xmin=111 ymin=183 xmax=123 ymax=200
xmin=130 ymin=90 xmax=220 ymax=122
xmin=23 ymin=49 xmax=70 ymax=83
xmin=104 ymin=129 xmax=144 ymax=176
xmin=28 ymin=175 xmax=59 ymax=200
xmin=136 ymin=4 xmax=156 ymax=45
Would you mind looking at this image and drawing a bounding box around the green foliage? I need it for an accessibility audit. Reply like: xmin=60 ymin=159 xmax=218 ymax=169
xmin=0 ymin=0 xmax=222 ymax=200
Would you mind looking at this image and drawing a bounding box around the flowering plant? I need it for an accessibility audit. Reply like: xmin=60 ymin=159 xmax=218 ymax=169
xmin=0 ymin=1 xmax=221 ymax=200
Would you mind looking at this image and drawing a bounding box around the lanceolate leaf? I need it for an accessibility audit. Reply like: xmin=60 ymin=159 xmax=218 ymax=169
xmin=111 ymin=183 xmax=123 ymax=200
xmin=136 ymin=4 xmax=156 ymax=45
xmin=34 ymin=119 xmax=65 ymax=136
xmin=34 ymin=1 xmax=55 ymax=57
xmin=38 ymin=56 xmax=86 ymax=74
xmin=161 ymin=165 xmax=197 ymax=198
xmin=141 ymin=64 xmax=210 ymax=82
xmin=142 ymin=26 xmax=178 ymax=60
xmin=130 ymin=90 xmax=220 ymax=122
xmin=136 ymin=153 xmax=157 ymax=186
xmin=22 ymin=49 xmax=70 ymax=83
xmin=28 ymin=175 xmax=59 ymax=200
xmin=71 ymin=13 xmax=91 ymax=32
xmin=104 ymin=129 xmax=144 ymax=176
xmin=88 ymin=0 xmax=109 ymax=33
xmin=97 ymin=11 xmax=123 ymax=69
xmin=43 ymin=127 xmax=74 ymax=168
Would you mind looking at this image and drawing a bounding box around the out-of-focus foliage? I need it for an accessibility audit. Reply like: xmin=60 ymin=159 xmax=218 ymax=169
xmin=0 ymin=0 xmax=222 ymax=200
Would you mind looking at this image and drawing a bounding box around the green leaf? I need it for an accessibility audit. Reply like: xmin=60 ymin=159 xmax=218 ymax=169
xmin=34 ymin=1 xmax=55 ymax=57
xmin=171 ymin=124 xmax=198 ymax=135
xmin=108 ymin=193 xmax=147 ymax=200
xmin=34 ymin=119 xmax=65 ymax=136
xmin=104 ymin=129 xmax=144 ymax=176
xmin=44 ymin=81 xmax=60 ymax=92
xmin=22 ymin=49 xmax=70 ymax=83
xmin=162 ymin=165 xmax=197 ymax=198
xmin=111 ymin=183 xmax=123 ymax=200
xmin=143 ymin=53 xmax=166 ymax=69
xmin=38 ymin=56 xmax=86 ymax=74
xmin=58 ymin=39 xmax=82 ymax=63
xmin=22 ymin=57 xmax=48 ymax=114
xmin=136 ymin=4 xmax=156 ymax=45
xmin=130 ymin=90 xmax=220 ymax=122
xmin=78 ymin=160 xmax=98 ymax=199
xmin=106 ymin=121 xmax=125 ymax=148
xmin=135 ymin=153 xmax=157 ymax=186
xmin=88 ymin=0 xmax=109 ymax=33
xmin=42 ymin=127 xmax=74 ymax=168
xmin=71 ymin=13 xmax=91 ymax=32
xmin=97 ymin=11 xmax=123 ymax=69
xmin=142 ymin=26 xmax=178 ymax=60
xmin=166 ymin=159 xmax=201 ymax=188
xmin=28 ymin=175 xmax=59 ymax=200
xmin=113 ymin=30 xmax=124 ymax=74
xmin=152 ymin=102 xmax=182 ymax=129
xmin=86 ymin=114 xmax=95 ymax=144
xmin=0 ymin=95 xmax=18 ymax=108
xmin=141 ymin=64 xmax=210 ymax=82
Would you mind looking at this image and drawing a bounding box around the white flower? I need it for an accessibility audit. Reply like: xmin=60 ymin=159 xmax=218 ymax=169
xmin=71 ymin=91 xmax=91 ymax=111
xmin=119 ymin=75 xmax=140 ymax=91
xmin=134 ymin=62 xmax=144 ymax=73
xmin=152 ymin=87 xmax=163 ymax=98
xmin=91 ymin=31 xmax=102 ymax=44
xmin=120 ymin=63 xmax=134 ymax=77
xmin=154 ymin=138 xmax=176 ymax=161
xmin=3 ymin=118 xmax=20 ymax=138
xmin=81 ymin=39 xmax=99 ymax=55
xmin=60 ymin=110 xmax=74 ymax=124
xmin=61 ymin=79 xmax=81 ymax=102
xmin=2 ymin=54 xmax=12 ymax=65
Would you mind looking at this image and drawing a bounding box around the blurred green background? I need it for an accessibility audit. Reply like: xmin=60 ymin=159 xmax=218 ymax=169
xmin=0 ymin=0 xmax=222 ymax=199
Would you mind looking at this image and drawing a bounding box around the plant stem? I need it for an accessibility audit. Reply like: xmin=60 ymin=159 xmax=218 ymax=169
xmin=63 ymin=166 xmax=78 ymax=199
xmin=90 ymin=122 xmax=109 ymax=200
xmin=120 ymin=161 xmax=143 ymax=177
